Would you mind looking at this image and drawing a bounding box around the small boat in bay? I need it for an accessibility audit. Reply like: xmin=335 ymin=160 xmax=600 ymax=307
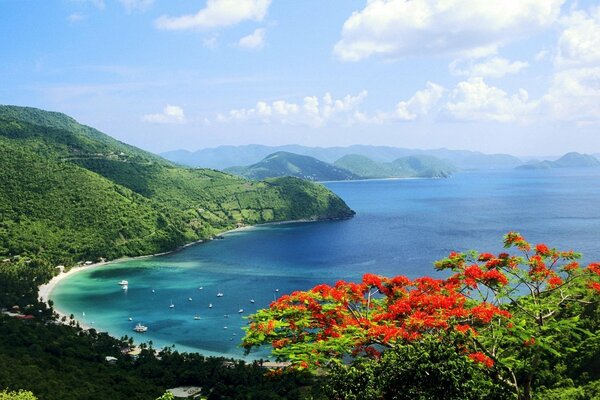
xmin=209 ymin=303 xmax=213 ymax=308
xmin=133 ymin=323 xmax=148 ymax=332
xmin=118 ymin=280 xmax=128 ymax=286
xmin=169 ymin=300 xmax=175 ymax=309
xmin=194 ymin=315 xmax=200 ymax=320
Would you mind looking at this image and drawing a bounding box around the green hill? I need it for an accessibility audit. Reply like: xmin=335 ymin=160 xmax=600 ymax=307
xmin=225 ymin=151 xmax=359 ymax=181
xmin=0 ymin=106 xmax=354 ymax=266
xmin=335 ymin=154 xmax=457 ymax=178
xmin=516 ymin=152 xmax=600 ymax=170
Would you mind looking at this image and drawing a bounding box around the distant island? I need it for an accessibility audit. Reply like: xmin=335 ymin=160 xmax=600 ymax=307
xmin=516 ymin=152 xmax=600 ymax=170
xmin=224 ymin=151 xmax=457 ymax=181
xmin=161 ymin=144 xmax=522 ymax=171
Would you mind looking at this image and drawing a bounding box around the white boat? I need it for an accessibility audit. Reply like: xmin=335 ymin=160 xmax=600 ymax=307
xmin=169 ymin=300 xmax=175 ymax=309
xmin=216 ymin=292 xmax=224 ymax=297
xmin=133 ymin=323 xmax=148 ymax=332
xmin=118 ymin=280 xmax=128 ymax=286
xmin=238 ymin=308 xmax=244 ymax=313
xmin=198 ymin=286 xmax=203 ymax=290
xmin=250 ymin=299 xmax=255 ymax=303
xmin=188 ymin=297 xmax=193 ymax=302
xmin=128 ymin=317 xmax=133 ymax=321
xmin=194 ymin=315 xmax=200 ymax=320
xmin=151 ymin=289 xmax=155 ymax=293
xmin=223 ymin=326 xmax=228 ymax=329
xmin=122 ymin=285 xmax=128 ymax=290
xmin=275 ymin=288 xmax=280 ymax=292
xmin=208 ymin=303 xmax=213 ymax=308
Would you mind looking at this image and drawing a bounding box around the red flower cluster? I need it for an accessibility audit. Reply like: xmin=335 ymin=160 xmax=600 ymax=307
xmin=244 ymin=232 xmax=600 ymax=372
xmin=468 ymin=352 xmax=494 ymax=368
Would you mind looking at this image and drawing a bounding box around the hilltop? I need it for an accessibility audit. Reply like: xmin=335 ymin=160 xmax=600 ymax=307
xmin=225 ymin=151 xmax=359 ymax=181
xmin=0 ymin=106 xmax=354 ymax=266
xmin=516 ymin=152 xmax=600 ymax=170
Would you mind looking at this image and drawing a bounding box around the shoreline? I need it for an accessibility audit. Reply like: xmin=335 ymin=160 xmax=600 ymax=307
xmin=38 ymin=223 xmax=257 ymax=308
xmin=36 ymin=217 xmax=345 ymax=351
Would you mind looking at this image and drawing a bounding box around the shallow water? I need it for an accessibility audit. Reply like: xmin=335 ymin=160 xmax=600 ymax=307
xmin=51 ymin=168 xmax=600 ymax=359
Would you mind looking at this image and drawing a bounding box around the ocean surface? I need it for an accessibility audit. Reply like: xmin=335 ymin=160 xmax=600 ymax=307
xmin=51 ymin=168 xmax=600 ymax=359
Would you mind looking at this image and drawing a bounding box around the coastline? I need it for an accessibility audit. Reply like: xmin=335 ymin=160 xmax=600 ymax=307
xmin=36 ymin=217 xmax=333 ymax=337
xmin=37 ymin=224 xmax=256 ymax=309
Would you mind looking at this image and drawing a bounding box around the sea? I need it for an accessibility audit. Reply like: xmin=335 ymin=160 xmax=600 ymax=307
xmin=51 ymin=168 xmax=600 ymax=360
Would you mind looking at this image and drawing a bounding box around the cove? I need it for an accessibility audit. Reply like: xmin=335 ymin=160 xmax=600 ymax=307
xmin=50 ymin=169 xmax=600 ymax=359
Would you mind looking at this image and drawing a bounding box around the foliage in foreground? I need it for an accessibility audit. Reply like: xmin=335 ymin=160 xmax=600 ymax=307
xmin=0 ymin=314 xmax=318 ymax=400
xmin=0 ymin=390 xmax=37 ymax=400
xmin=244 ymin=233 xmax=600 ymax=399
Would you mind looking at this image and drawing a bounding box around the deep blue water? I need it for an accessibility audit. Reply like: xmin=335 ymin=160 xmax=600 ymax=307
xmin=51 ymin=169 xmax=600 ymax=359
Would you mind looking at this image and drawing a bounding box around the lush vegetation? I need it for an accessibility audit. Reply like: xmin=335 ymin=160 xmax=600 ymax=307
xmin=0 ymin=105 xmax=353 ymax=269
xmin=244 ymin=233 xmax=600 ymax=399
xmin=334 ymin=154 xmax=457 ymax=179
xmin=226 ymin=152 xmax=359 ymax=181
xmin=517 ymin=152 xmax=600 ymax=170
xmin=0 ymin=313 xmax=323 ymax=400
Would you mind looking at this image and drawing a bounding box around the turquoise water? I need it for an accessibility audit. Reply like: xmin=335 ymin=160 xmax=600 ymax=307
xmin=51 ymin=169 xmax=600 ymax=359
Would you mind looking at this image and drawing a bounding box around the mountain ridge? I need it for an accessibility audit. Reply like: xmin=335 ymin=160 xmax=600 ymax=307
xmin=161 ymin=144 xmax=521 ymax=171
xmin=0 ymin=105 xmax=354 ymax=266
xmin=516 ymin=152 xmax=600 ymax=170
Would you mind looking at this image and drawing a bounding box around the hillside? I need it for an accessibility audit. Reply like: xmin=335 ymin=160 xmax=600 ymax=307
xmin=516 ymin=152 xmax=600 ymax=170
xmin=225 ymin=151 xmax=359 ymax=181
xmin=334 ymin=154 xmax=457 ymax=178
xmin=162 ymin=144 xmax=521 ymax=170
xmin=0 ymin=106 xmax=354 ymax=266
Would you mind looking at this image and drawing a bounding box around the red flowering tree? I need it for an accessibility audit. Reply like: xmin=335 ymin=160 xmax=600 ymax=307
xmin=243 ymin=233 xmax=600 ymax=399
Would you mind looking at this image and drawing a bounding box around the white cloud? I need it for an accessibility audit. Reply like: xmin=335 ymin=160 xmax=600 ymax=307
xmin=155 ymin=0 xmax=271 ymax=30
xmin=450 ymin=57 xmax=529 ymax=78
xmin=396 ymin=82 xmax=445 ymax=120
xmin=542 ymin=67 xmax=600 ymax=125
xmin=334 ymin=0 xmax=564 ymax=61
xmin=444 ymin=77 xmax=538 ymax=122
xmin=238 ymin=28 xmax=266 ymax=50
xmin=220 ymin=91 xmax=371 ymax=127
xmin=141 ymin=105 xmax=186 ymax=124
xmin=555 ymin=6 xmax=600 ymax=69
xmin=67 ymin=13 xmax=86 ymax=23
xmin=119 ymin=0 xmax=154 ymax=13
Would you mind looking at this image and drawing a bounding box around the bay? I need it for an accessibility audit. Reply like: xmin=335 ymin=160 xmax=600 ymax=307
xmin=51 ymin=168 xmax=600 ymax=359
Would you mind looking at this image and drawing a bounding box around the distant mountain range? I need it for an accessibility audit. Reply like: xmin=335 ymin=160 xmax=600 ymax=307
xmin=161 ymin=144 xmax=522 ymax=171
xmin=516 ymin=152 xmax=600 ymax=170
xmin=225 ymin=151 xmax=457 ymax=181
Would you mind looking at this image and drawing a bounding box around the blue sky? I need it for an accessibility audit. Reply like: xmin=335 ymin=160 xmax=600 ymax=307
xmin=1 ymin=0 xmax=599 ymax=156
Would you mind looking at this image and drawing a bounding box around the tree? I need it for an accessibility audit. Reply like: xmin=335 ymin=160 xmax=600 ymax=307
xmin=243 ymin=233 xmax=600 ymax=400
xmin=0 ymin=390 xmax=37 ymax=400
